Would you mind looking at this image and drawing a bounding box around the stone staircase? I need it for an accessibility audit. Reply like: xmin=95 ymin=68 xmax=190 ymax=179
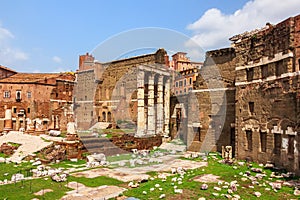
xmin=79 ymin=134 xmax=128 ymax=156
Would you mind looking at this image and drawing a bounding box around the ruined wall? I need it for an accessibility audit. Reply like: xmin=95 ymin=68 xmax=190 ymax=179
xmin=234 ymin=16 xmax=300 ymax=174
xmin=94 ymin=49 xmax=168 ymax=124
xmin=184 ymin=48 xmax=236 ymax=152
xmin=74 ymin=69 xmax=97 ymax=130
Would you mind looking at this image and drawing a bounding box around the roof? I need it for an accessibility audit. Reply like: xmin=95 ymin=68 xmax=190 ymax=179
xmin=0 ymin=65 xmax=17 ymax=73
xmin=0 ymin=73 xmax=75 ymax=84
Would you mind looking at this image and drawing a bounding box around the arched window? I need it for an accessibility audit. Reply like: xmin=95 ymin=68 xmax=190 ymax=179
xmin=16 ymin=90 xmax=21 ymax=102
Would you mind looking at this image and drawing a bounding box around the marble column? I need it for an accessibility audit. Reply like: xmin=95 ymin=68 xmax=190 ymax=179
xmin=156 ymin=75 xmax=164 ymax=134
xmin=4 ymin=109 xmax=13 ymax=131
xmin=136 ymin=70 xmax=145 ymax=137
xmin=147 ymin=72 xmax=155 ymax=135
xmin=164 ymin=78 xmax=170 ymax=136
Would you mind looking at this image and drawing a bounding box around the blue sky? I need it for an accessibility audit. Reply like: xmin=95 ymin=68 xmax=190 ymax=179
xmin=0 ymin=0 xmax=299 ymax=72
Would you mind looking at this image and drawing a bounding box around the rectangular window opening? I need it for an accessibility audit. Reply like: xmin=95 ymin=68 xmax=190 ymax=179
xmin=246 ymin=130 xmax=253 ymax=151
xmin=247 ymin=68 xmax=254 ymax=82
xmin=288 ymin=135 xmax=295 ymax=156
xmin=260 ymin=131 xmax=267 ymax=152
xmin=249 ymin=102 xmax=254 ymax=114
xmin=274 ymin=133 xmax=281 ymax=155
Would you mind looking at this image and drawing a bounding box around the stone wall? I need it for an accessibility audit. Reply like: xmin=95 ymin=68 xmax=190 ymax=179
xmin=234 ymin=15 xmax=300 ymax=174
xmin=74 ymin=49 xmax=169 ymax=131
xmin=74 ymin=69 xmax=97 ymax=130
xmin=94 ymin=49 xmax=168 ymax=125
xmin=110 ymin=134 xmax=162 ymax=151
xmin=185 ymin=48 xmax=236 ymax=153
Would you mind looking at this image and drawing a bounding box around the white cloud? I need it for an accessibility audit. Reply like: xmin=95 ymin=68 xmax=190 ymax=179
xmin=186 ymin=0 xmax=300 ymax=50
xmin=52 ymin=56 xmax=62 ymax=63
xmin=0 ymin=22 xmax=29 ymax=67
xmin=0 ymin=26 xmax=14 ymax=43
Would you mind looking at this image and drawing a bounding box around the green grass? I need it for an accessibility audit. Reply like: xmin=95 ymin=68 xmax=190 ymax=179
xmin=0 ymin=162 xmax=33 ymax=180
xmin=123 ymin=155 xmax=299 ymax=200
xmin=68 ymin=175 xmax=123 ymax=187
xmin=7 ymin=142 xmax=21 ymax=148
xmin=49 ymin=159 xmax=86 ymax=169
xmin=0 ymin=153 xmax=9 ymax=158
xmin=106 ymin=154 xmax=133 ymax=162
xmin=0 ymin=172 xmax=123 ymax=200
xmin=0 ymin=177 xmax=71 ymax=200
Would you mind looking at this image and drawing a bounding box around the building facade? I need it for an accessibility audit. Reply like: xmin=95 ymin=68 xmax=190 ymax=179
xmin=172 ymin=14 xmax=300 ymax=175
xmin=74 ymin=49 xmax=171 ymax=138
xmin=232 ymin=15 xmax=300 ymax=174
xmin=0 ymin=72 xmax=75 ymax=133
xmin=170 ymin=52 xmax=202 ymax=95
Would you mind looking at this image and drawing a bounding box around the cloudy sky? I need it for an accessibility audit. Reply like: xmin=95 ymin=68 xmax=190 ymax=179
xmin=0 ymin=0 xmax=300 ymax=72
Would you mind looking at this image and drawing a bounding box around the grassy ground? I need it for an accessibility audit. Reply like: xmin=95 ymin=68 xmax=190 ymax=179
xmin=0 ymin=155 xmax=298 ymax=199
xmin=0 ymin=175 xmax=123 ymax=200
xmin=0 ymin=153 xmax=9 ymax=158
xmin=0 ymin=178 xmax=71 ymax=200
xmin=0 ymin=162 xmax=33 ymax=180
xmin=123 ymin=156 xmax=299 ymax=200
xmin=49 ymin=159 xmax=86 ymax=169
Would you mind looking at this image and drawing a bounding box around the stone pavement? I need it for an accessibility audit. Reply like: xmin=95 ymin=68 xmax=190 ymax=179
xmin=0 ymin=131 xmax=53 ymax=162
xmin=159 ymin=139 xmax=187 ymax=152
xmin=61 ymin=182 xmax=126 ymax=200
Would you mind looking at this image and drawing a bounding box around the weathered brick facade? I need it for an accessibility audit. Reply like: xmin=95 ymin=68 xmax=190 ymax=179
xmin=232 ymin=16 xmax=300 ymax=174
xmin=74 ymin=49 xmax=170 ymax=131
xmin=176 ymin=48 xmax=236 ymax=153
xmin=173 ymin=14 xmax=300 ymax=175
xmin=0 ymin=73 xmax=75 ymax=133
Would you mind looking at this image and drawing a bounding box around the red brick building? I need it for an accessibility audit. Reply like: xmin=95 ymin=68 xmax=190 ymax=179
xmin=0 ymin=71 xmax=75 ymax=133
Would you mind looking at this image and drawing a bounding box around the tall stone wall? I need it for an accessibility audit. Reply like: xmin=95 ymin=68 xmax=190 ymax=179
xmin=74 ymin=69 xmax=97 ymax=130
xmin=181 ymin=48 xmax=236 ymax=152
xmin=234 ymin=16 xmax=300 ymax=174
xmin=94 ymin=49 xmax=168 ymax=125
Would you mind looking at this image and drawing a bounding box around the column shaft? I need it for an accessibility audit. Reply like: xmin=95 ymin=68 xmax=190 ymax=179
xmin=164 ymin=78 xmax=170 ymax=136
xmin=156 ymin=75 xmax=164 ymax=133
xmin=136 ymin=70 xmax=145 ymax=137
xmin=4 ymin=109 xmax=13 ymax=131
xmin=147 ymin=73 xmax=155 ymax=135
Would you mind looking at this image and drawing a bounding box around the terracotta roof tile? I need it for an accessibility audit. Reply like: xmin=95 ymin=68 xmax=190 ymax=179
xmin=0 ymin=65 xmax=17 ymax=73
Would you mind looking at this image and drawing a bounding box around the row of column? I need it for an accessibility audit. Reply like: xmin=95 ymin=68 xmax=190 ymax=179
xmin=136 ymin=70 xmax=170 ymax=137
